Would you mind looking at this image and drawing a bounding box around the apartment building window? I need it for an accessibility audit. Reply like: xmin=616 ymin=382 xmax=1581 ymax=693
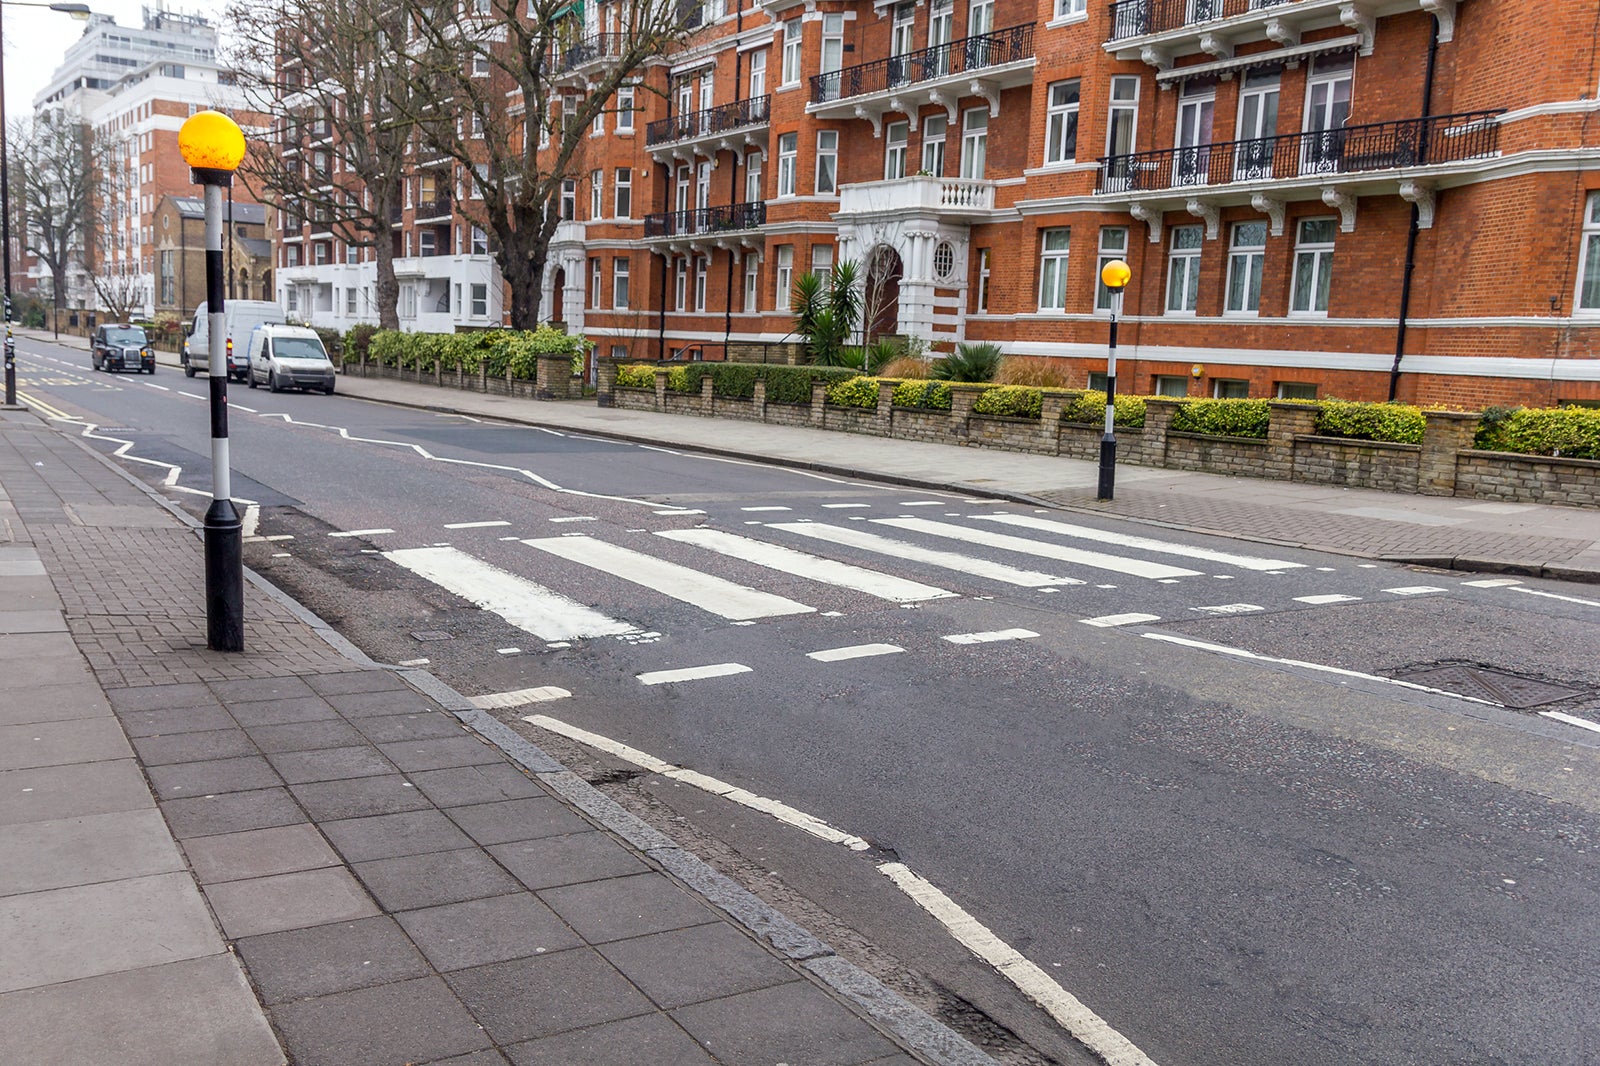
xmin=159 ymin=250 xmax=174 ymax=304
xmin=284 ymin=244 xmax=301 ymax=267
xmin=975 ymin=248 xmax=990 ymax=312
xmin=1578 ymin=192 xmax=1600 ymax=312
xmin=1226 ymin=221 xmax=1267 ymax=314
xmin=961 ymin=108 xmax=988 ymax=179
xmin=614 ymin=257 xmax=630 ymax=309
xmin=287 ymin=288 xmax=298 ymax=312
xmin=617 ymin=86 xmax=635 ymax=131
xmin=472 ymin=226 xmax=488 ymax=254
xmin=314 ymin=241 xmax=331 ymax=265
xmin=695 ymin=256 xmax=709 ymax=312
xmin=1235 ymin=69 xmax=1280 ymax=179
xmin=470 ymin=283 xmax=487 ymax=317
xmin=1095 ymin=227 xmax=1128 ymax=311
xmin=473 ymin=54 xmax=490 ymax=76
xmin=560 ymin=179 xmax=576 ymax=219
xmin=1044 ymin=80 xmax=1080 ymax=165
xmin=1153 ymin=375 xmax=1188 ymax=397
xmin=674 ymin=257 xmax=687 ymax=311
xmin=969 ymin=0 xmax=993 ymax=36
xmin=418 ymin=230 xmax=436 ymax=257
xmin=749 ymin=50 xmax=766 ymax=99
xmin=346 ymin=288 xmax=358 ymax=314
xmin=781 ymin=20 xmax=802 ymax=86
xmin=591 ymin=170 xmax=603 ymax=218
xmin=821 ymin=14 xmax=844 ymax=78
xmin=744 ymin=252 xmax=759 ymax=311
xmin=590 ymin=257 xmax=602 ymax=308
xmin=1303 ymin=54 xmax=1353 ymax=173
xmin=922 ymin=115 xmax=946 ymax=176
xmin=775 ymin=245 xmax=793 ymax=308
xmin=1166 ymin=224 xmax=1202 ymax=314
xmin=615 ymin=168 xmax=632 ymax=218
xmin=816 ymin=130 xmax=838 ymax=194
xmin=1054 ymin=0 xmax=1085 ymax=18
xmin=885 ymin=122 xmax=909 ymax=180
xmin=1037 ymin=228 xmax=1070 ymax=311
xmin=812 ymin=244 xmax=834 ymax=283
xmin=746 ymin=150 xmax=764 ymax=201
xmin=1213 ymin=379 xmax=1250 ymax=398
xmin=1291 ymin=218 xmax=1336 ymax=315
xmin=1277 ymin=381 xmax=1317 ymax=399
xmin=777 ymin=132 xmax=798 ymax=196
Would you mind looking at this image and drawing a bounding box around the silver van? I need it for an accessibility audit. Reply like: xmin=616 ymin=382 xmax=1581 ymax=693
xmin=183 ymin=300 xmax=286 ymax=381
xmin=246 ymin=325 xmax=336 ymax=394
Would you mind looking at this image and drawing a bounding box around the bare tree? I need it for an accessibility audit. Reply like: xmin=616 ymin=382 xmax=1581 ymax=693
xmin=86 ymin=122 xmax=146 ymax=322
xmin=12 ymin=110 xmax=96 ymax=317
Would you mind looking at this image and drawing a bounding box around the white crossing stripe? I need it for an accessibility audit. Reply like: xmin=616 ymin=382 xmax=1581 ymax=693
xmin=1294 ymin=594 xmax=1362 ymax=605
xmin=549 ymin=516 xmax=596 ymax=523
xmin=974 ymin=514 xmax=1305 ymax=572
xmin=1190 ymin=603 xmax=1263 ymax=615
xmin=808 ymin=643 xmax=905 ymax=662
xmin=656 ymin=527 xmax=955 ymax=603
xmin=874 ymin=517 xmax=1201 ymax=580
xmin=943 ymin=628 xmax=1039 ymax=644
xmin=331 ymin=528 xmax=395 ymax=538
xmin=1462 ymin=578 xmax=1522 ymax=588
xmin=768 ymin=522 xmax=1079 ymax=588
xmin=444 ymin=520 xmax=512 ymax=529
xmin=1541 ymin=710 xmax=1600 ymax=734
xmin=469 ymin=686 xmax=571 ymax=708
xmin=1081 ymin=613 xmax=1161 ymax=628
xmin=1511 ymin=586 xmax=1600 ymax=608
xmin=1384 ymin=586 xmax=1446 ymax=596
xmin=740 ymin=506 xmax=792 ymax=512
xmin=384 ymin=546 xmax=637 ymax=640
xmin=522 ymin=536 xmax=814 ymax=620
xmin=821 ymin=503 xmax=872 ymax=509
xmin=637 ymin=662 xmax=752 ymax=685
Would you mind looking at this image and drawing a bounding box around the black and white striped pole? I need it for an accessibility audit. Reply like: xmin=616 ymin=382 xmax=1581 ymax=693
xmin=179 ymin=111 xmax=247 ymax=651
xmin=1097 ymin=258 xmax=1131 ymax=502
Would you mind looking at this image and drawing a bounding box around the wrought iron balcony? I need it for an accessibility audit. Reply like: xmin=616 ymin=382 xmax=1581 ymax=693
xmin=810 ymin=24 xmax=1034 ymax=106
xmin=559 ymin=33 xmax=631 ymax=73
xmin=1107 ymin=0 xmax=1290 ymax=42
xmin=643 ymin=201 xmax=766 ymax=238
xmin=1096 ymin=110 xmax=1502 ymax=193
xmin=415 ymin=198 xmax=452 ymax=220
xmin=646 ymin=95 xmax=770 ymax=148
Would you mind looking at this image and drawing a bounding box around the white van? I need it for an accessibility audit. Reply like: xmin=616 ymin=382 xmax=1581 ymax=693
xmin=245 ymin=325 xmax=336 ymax=394
xmin=183 ymin=299 xmax=286 ymax=381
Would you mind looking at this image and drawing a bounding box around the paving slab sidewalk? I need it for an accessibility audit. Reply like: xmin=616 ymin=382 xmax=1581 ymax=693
xmin=0 ymin=403 xmax=993 ymax=1065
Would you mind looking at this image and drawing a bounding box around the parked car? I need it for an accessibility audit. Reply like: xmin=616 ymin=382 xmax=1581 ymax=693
xmin=246 ymin=325 xmax=336 ymax=394
xmin=91 ymin=324 xmax=155 ymax=374
xmin=182 ymin=299 xmax=285 ymax=381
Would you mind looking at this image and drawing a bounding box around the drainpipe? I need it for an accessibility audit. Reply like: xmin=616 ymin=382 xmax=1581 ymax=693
xmin=657 ymin=252 xmax=667 ymax=358
xmin=1388 ymin=13 xmax=1441 ymax=401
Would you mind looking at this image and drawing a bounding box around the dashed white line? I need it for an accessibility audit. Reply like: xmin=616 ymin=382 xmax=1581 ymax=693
xmin=141 ymin=381 xmax=171 ymax=391
xmin=444 ymin=520 xmax=512 ymax=529
xmin=822 ymin=503 xmax=872 ymax=509
xmin=1510 ymin=586 xmax=1600 ymax=608
xmin=808 ymin=643 xmax=905 ymax=662
xmin=1540 ymin=711 xmax=1600 ymax=734
xmin=397 ymin=658 xmax=430 ymax=667
xmin=1081 ymin=613 xmax=1161 ymax=628
xmin=1294 ymin=594 xmax=1361 ymax=605
xmin=1462 ymin=578 xmax=1523 ymax=588
xmin=468 ymin=686 xmax=571 ymax=709
xmin=741 ymin=506 xmax=792 ymax=512
xmin=636 ymin=662 xmax=752 ymax=685
xmin=1384 ymin=586 xmax=1446 ymax=596
xmin=943 ymin=628 xmax=1040 ymax=645
xmin=329 ymin=528 xmax=396 ymax=538
xmin=549 ymin=516 xmax=596 ymax=524
xmin=654 ymin=508 xmax=706 ymax=515
xmin=899 ymin=500 xmax=947 ymax=507
xmin=1190 ymin=603 xmax=1263 ymax=615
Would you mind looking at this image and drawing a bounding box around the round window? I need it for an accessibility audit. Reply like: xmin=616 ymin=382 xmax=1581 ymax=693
xmin=933 ymin=241 xmax=956 ymax=282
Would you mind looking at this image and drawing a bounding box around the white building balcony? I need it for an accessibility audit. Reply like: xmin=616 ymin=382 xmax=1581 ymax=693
xmin=836 ymin=176 xmax=997 ymax=221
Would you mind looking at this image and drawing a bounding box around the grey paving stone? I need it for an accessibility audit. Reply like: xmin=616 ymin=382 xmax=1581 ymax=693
xmin=0 ymin=872 xmax=222 ymax=993
xmin=444 ymin=949 xmax=654 ymax=1045
xmin=0 ymin=681 xmax=109 ymax=724
xmin=377 ymin=735 xmax=502 ymax=773
xmin=352 ymin=712 xmax=468 ymax=744
xmin=289 ymin=774 xmax=434 ymax=820
xmin=445 ymin=796 xmax=592 ymax=847
xmin=182 ymin=823 xmax=342 ymax=885
xmin=0 ymin=717 xmax=132 ymax=771
xmin=506 ymin=1012 xmax=716 ymax=1066
xmin=671 ymin=980 xmax=900 ymax=1066
xmin=226 ymin=695 xmax=339 ymax=728
xmin=118 ymin=704 xmax=237 ymax=738
xmin=0 ymin=609 xmax=67 ymax=633
xmin=353 ymin=847 xmax=521 ymax=912
xmin=106 ymin=682 xmax=220 ymax=714
xmin=205 ymin=866 xmax=379 ymax=939
xmin=237 ymin=915 xmax=430 ymax=1005
xmin=395 ymin=893 xmax=584 ymax=972
xmin=322 ymin=808 xmax=476 ymax=863
xmin=541 ymin=873 xmax=716 ymax=945
xmin=131 ymin=728 xmax=257 ymax=767
xmin=0 ymin=759 xmax=152 ymax=827
xmin=245 ymin=717 xmax=366 ymax=753
xmin=210 ymin=675 xmax=318 ymax=703
xmin=409 ymin=763 xmax=544 ymax=808
xmin=272 ymin=976 xmax=491 ymax=1066
xmin=490 ymin=831 xmax=648 ymax=891
xmin=267 ymin=745 xmax=398 ymax=785
xmin=307 ymin=671 xmax=414 ymax=696
xmin=0 ymin=808 xmax=183 ymax=896
xmin=0 ymin=954 xmax=283 ymax=1066
xmin=327 ymin=687 xmax=442 ymax=718
xmin=422 ymin=1053 xmax=512 ymax=1066
xmin=146 ymin=754 xmax=282 ymax=799
xmin=598 ymin=922 xmax=800 ymax=1010
xmin=159 ymin=786 xmax=307 ymax=840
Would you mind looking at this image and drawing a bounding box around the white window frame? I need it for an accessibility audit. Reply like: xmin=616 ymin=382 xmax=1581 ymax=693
xmin=590 ymin=170 xmax=602 ymax=219
xmin=560 ymin=178 xmax=576 ymax=220
xmin=1037 ymin=228 xmax=1070 ymax=311
xmin=1166 ymin=224 xmax=1203 ymax=315
xmin=614 ymin=257 xmax=630 ymax=309
xmin=921 ymin=115 xmax=947 ymax=176
xmin=744 ymin=252 xmax=759 ymax=311
xmin=820 ymin=14 xmax=844 ymax=75
xmin=614 ymin=168 xmax=632 ymax=219
xmin=1225 ymin=220 xmax=1267 ymax=315
xmin=777 ymin=132 xmax=798 ymax=197
xmin=745 ymin=150 xmax=764 ymax=202
xmin=674 ymin=257 xmax=688 ymax=311
xmin=617 ymin=86 xmax=635 ymax=131
xmin=749 ymin=49 xmax=767 ymax=99
xmin=1053 ymin=0 xmax=1086 ymax=18
xmin=812 ymin=243 xmax=834 ymax=283
xmin=1044 ymin=80 xmax=1080 ymax=166
xmin=1095 ymin=226 xmax=1129 ymax=311
xmin=590 ymin=256 xmax=602 ymax=308
xmin=976 ymin=248 xmax=990 ymax=312
xmin=775 ymin=245 xmax=794 ymax=309
xmin=815 ymin=130 xmax=838 ymax=194
xmin=781 ymin=20 xmax=802 ymax=86
xmin=695 ymin=255 xmax=709 ymax=313
xmin=1577 ymin=192 xmax=1600 ymax=314
xmin=471 ymin=226 xmax=488 ymax=255
xmin=470 ymin=283 xmax=487 ymax=318
xmin=961 ymin=107 xmax=988 ymax=179
xmin=885 ymin=121 xmax=909 ymax=180
xmin=1290 ymin=217 xmax=1336 ymax=316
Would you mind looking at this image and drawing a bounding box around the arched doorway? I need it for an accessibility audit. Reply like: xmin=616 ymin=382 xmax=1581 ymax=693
xmin=551 ymin=267 xmax=566 ymax=328
xmin=864 ymin=245 xmax=902 ymax=341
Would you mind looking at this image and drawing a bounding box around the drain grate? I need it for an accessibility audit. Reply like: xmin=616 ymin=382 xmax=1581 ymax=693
xmin=410 ymin=630 xmax=454 ymax=642
xmin=1392 ymin=664 xmax=1586 ymax=709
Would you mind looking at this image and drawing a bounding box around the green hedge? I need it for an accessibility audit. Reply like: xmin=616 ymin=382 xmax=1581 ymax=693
xmin=1475 ymin=406 xmax=1600 ymax=459
xmin=763 ymin=365 xmax=861 ymax=404
xmin=354 ymin=327 xmax=591 ymax=379
xmin=1063 ymin=390 xmax=1148 ymax=429
xmin=615 ymin=364 xmax=656 ymax=388
xmin=1314 ymin=401 xmax=1427 ymax=445
xmin=892 ymin=379 xmax=953 ymax=410
xmin=972 ymin=385 xmax=1043 ymax=419
xmin=1170 ymin=398 xmax=1272 ymax=439
xmin=826 ymin=375 xmax=882 ymax=408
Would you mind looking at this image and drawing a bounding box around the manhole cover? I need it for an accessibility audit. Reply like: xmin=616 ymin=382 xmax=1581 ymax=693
xmin=1393 ymin=664 xmax=1586 ymax=709
xmin=410 ymin=630 xmax=454 ymax=642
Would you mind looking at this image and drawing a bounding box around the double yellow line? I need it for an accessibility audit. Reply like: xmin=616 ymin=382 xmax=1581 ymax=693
xmin=15 ymin=391 xmax=74 ymax=421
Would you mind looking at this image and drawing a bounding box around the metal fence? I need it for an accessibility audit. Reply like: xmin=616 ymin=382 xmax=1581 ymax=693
xmin=646 ymin=95 xmax=770 ymax=147
xmin=643 ymin=201 xmax=767 ymax=238
xmin=810 ymin=23 xmax=1035 ymax=105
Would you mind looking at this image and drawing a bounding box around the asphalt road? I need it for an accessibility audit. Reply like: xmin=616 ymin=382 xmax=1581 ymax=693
xmin=14 ymin=335 xmax=1600 ymax=1066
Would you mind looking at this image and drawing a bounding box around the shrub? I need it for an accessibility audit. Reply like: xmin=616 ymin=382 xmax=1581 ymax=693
xmin=892 ymin=379 xmax=952 ymax=410
xmin=615 ymin=363 xmax=657 ymax=389
xmin=1315 ymin=401 xmax=1426 ymax=444
xmin=1170 ymin=398 xmax=1272 ymax=438
xmin=880 ymin=356 xmax=933 ymax=379
xmin=827 ymin=375 xmax=882 ymax=409
xmin=995 ymin=356 xmax=1078 ymax=389
xmin=1475 ymin=406 xmax=1600 ymax=459
xmin=762 ymin=365 xmax=859 ymax=404
xmin=342 ymin=323 xmax=379 ymax=364
xmin=666 ymin=365 xmax=691 ymax=393
xmin=368 ymin=329 xmax=405 ymax=368
xmin=710 ymin=362 xmax=761 ymax=398
xmin=1063 ymin=390 xmax=1147 ymax=428
xmin=931 ymin=341 xmax=1002 ymax=382
xmin=972 ymin=385 xmax=1043 ymax=419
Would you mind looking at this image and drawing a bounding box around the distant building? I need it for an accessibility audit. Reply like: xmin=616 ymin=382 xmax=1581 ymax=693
xmin=151 ymin=195 xmax=272 ymax=321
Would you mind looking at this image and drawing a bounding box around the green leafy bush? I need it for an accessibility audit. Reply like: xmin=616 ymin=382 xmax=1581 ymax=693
xmin=892 ymin=379 xmax=953 ymax=410
xmin=710 ymin=363 xmax=761 ymax=398
xmin=826 ymin=375 xmax=882 ymax=409
xmin=1475 ymin=406 xmax=1600 ymax=459
xmin=762 ymin=365 xmax=859 ymax=405
xmin=1063 ymin=390 xmax=1147 ymax=428
xmin=1170 ymin=398 xmax=1271 ymax=438
xmin=972 ymin=385 xmax=1043 ymax=419
xmin=931 ymin=341 xmax=1003 ymax=382
xmin=666 ymin=365 xmax=691 ymax=393
xmin=615 ymin=364 xmax=657 ymax=388
xmin=368 ymin=330 xmax=405 ymax=368
xmin=1315 ymin=401 xmax=1426 ymax=444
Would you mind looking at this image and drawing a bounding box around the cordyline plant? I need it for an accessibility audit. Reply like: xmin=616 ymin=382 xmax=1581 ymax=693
xmin=791 ymin=260 xmax=862 ymax=367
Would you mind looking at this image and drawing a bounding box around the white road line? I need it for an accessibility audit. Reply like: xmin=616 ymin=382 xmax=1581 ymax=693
xmin=549 ymin=516 xmax=597 ymax=523
xmin=241 ymin=504 xmax=260 ymax=539
xmin=330 ymin=528 xmax=396 ymax=538
xmin=1511 ymin=586 xmax=1600 ymax=608
xmin=1384 ymin=586 xmax=1445 ymax=596
xmin=874 ymin=517 xmax=1201 ymax=580
xmin=1540 ymin=711 xmax=1600 ymax=734
xmin=899 ymin=500 xmax=947 ymax=507
xmin=444 ymin=520 xmax=512 ymax=529
xmin=656 ymin=527 xmax=955 ymax=603
xmin=808 ymin=643 xmax=905 ymax=662
xmin=523 ymin=714 xmax=869 ymax=848
xmin=397 ymin=658 xmax=430 ymax=667
xmin=768 ymin=521 xmax=1079 ymax=588
xmin=975 ymin=514 xmax=1305 ymax=572
xmin=740 ymin=506 xmax=792 ymax=512
xmin=1189 ymin=603 xmax=1263 ymax=615
xmin=1463 ymin=578 xmax=1523 ymax=588
xmin=1294 ymin=594 xmax=1362 ymax=605
xmin=179 ymin=391 xmax=205 ymax=399
xmin=654 ymin=508 xmax=706 ymax=515
xmin=636 ymin=662 xmax=752 ymax=685
xmin=523 ymin=536 xmax=815 ymax=621
xmin=468 ymin=686 xmax=571 ymax=709
xmin=822 ymin=503 xmax=872 ymax=509
xmin=1081 ymin=613 xmax=1161 ymax=628
xmin=141 ymin=381 xmax=171 ymax=391
xmin=231 ymin=402 xmax=255 ymax=411
xmin=943 ymin=628 xmax=1040 ymax=644
xmin=879 ymin=863 xmax=1161 ymax=1066
xmin=384 ymin=545 xmax=637 ymax=640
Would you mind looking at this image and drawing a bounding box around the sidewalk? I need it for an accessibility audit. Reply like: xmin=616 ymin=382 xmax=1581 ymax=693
xmin=0 ymin=401 xmax=992 ymax=1063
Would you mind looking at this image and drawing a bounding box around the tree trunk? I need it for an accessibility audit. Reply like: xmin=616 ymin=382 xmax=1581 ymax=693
xmin=372 ymin=198 xmax=400 ymax=331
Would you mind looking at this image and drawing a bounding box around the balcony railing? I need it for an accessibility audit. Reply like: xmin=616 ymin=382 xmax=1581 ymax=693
xmin=644 ymin=201 xmax=767 ymax=238
xmin=646 ymin=95 xmax=771 ymax=147
xmin=810 ymin=24 xmax=1035 ymax=106
xmin=1096 ymin=110 xmax=1503 ymax=193
xmin=559 ymin=33 xmax=630 ymax=73
xmin=415 ymin=198 xmax=452 ymax=219
xmin=1107 ymin=0 xmax=1290 ymax=41
xmin=838 ymin=176 xmax=995 ymax=216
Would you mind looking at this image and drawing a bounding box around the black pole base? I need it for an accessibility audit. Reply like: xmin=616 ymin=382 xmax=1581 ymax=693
xmin=3 ymin=365 xmax=14 ymax=408
xmin=204 ymin=497 xmax=245 ymax=652
xmin=1097 ymin=436 xmax=1117 ymax=501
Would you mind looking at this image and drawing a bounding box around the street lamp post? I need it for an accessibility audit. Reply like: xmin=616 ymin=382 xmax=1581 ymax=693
xmin=178 ymin=110 xmax=247 ymax=652
xmin=1097 ymin=258 xmax=1131 ymax=502
xmin=0 ymin=1 xmax=91 ymax=408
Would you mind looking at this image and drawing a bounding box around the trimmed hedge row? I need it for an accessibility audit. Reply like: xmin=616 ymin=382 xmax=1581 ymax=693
xmin=349 ymin=327 xmax=590 ymax=379
xmin=618 ymin=361 xmax=862 ymax=405
xmin=1477 ymin=406 xmax=1600 ymax=459
xmin=1171 ymin=399 xmax=1272 ymax=439
xmin=1315 ymin=401 xmax=1426 ymax=445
